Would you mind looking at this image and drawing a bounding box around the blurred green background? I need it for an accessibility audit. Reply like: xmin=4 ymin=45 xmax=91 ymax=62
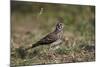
xmin=11 ymin=1 xmax=95 ymax=66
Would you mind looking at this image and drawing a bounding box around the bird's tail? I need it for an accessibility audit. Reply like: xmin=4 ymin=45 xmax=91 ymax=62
xmin=25 ymin=43 xmax=39 ymax=51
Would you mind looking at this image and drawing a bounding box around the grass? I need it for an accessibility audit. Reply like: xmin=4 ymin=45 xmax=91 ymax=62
xmin=11 ymin=1 xmax=95 ymax=66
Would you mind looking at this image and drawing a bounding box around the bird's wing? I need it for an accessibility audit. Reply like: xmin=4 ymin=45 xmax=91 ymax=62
xmin=37 ymin=33 xmax=58 ymax=44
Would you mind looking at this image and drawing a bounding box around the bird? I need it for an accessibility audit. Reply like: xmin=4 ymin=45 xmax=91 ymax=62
xmin=17 ymin=17 xmax=64 ymax=59
xmin=25 ymin=17 xmax=64 ymax=51
xmin=23 ymin=17 xmax=64 ymax=51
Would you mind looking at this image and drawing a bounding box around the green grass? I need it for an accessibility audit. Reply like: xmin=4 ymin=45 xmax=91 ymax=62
xmin=11 ymin=1 xmax=95 ymax=66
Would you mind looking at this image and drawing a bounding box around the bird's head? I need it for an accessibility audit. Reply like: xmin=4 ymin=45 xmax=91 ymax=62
xmin=56 ymin=22 xmax=64 ymax=32
xmin=55 ymin=17 xmax=64 ymax=32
